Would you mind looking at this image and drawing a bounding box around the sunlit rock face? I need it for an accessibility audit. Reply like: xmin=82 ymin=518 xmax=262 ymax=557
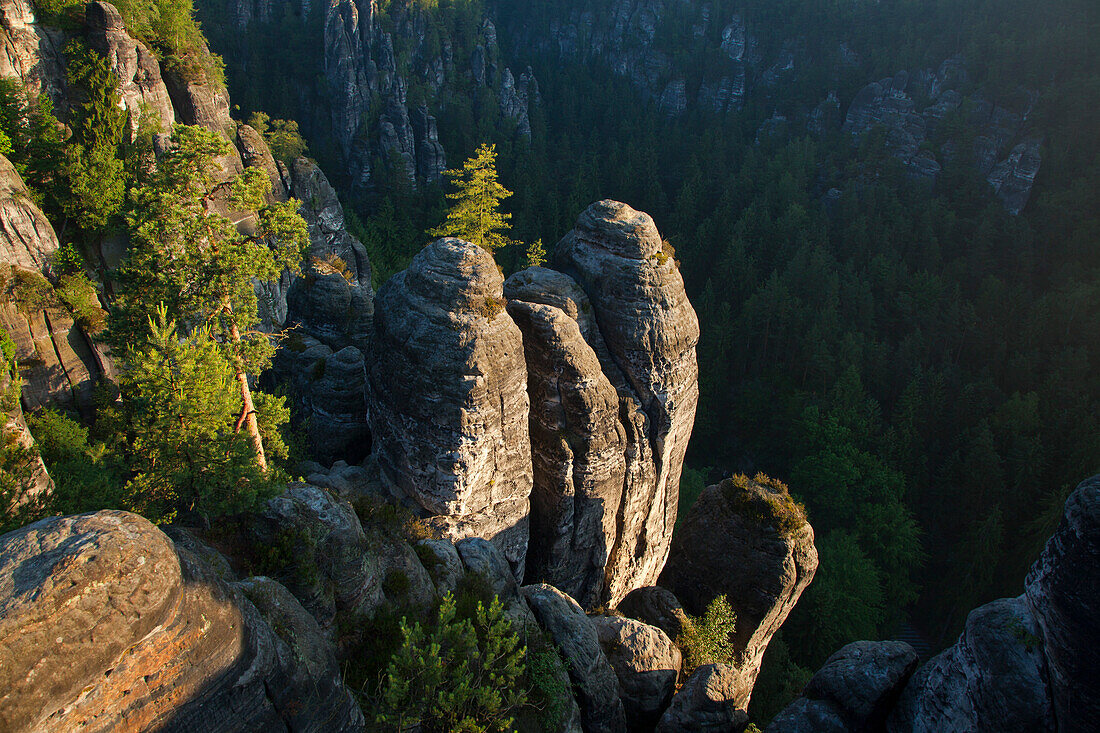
xmin=367 ymin=238 xmax=532 ymax=577
xmin=0 ymin=510 xmax=364 ymax=732
xmin=552 ymin=200 xmax=700 ymax=606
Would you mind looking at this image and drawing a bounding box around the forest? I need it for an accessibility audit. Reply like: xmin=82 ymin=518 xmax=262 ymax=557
xmin=1 ymin=0 xmax=1097 ymax=726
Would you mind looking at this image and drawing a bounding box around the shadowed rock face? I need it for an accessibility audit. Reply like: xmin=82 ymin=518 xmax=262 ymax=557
xmin=0 ymin=510 xmax=364 ymax=732
xmin=367 ymin=238 xmax=532 ymax=576
xmin=533 ymin=200 xmax=698 ymax=606
xmin=1025 ymin=474 xmax=1100 ymax=731
xmin=592 ymin=614 xmax=681 ymax=731
xmin=660 ymin=478 xmax=818 ymax=712
xmin=656 ymin=663 xmax=751 ymax=733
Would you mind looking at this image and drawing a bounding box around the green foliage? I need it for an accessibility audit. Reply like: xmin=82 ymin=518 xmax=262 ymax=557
xmin=115 ymin=306 xmax=276 ymax=523
xmin=247 ymin=111 xmax=309 ymax=163
xmin=677 ymin=464 xmax=708 ymax=527
xmin=373 ymin=593 xmax=527 ymax=732
xmin=430 ymin=143 xmax=514 ymax=253
xmin=677 ymin=595 xmax=738 ymax=672
xmin=27 ymin=409 xmax=125 ymax=516
xmin=721 ymin=473 xmax=808 ymax=537
xmin=523 ymin=238 xmax=546 ymax=268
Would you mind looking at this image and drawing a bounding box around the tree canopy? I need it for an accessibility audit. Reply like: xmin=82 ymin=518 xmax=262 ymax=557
xmin=430 ymin=143 xmax=514 ymax=253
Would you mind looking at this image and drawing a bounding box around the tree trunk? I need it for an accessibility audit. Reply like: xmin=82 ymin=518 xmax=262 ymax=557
xmin=226 ymin=306 xmax=267 ymax=473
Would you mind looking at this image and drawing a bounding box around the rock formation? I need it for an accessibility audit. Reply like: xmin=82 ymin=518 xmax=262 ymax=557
xmin=773 ymin=474 xmax=1100 ymax=733
xmin=546 ymin=200 xmax=699 ymax=606
xmin=0 ymin=154 xmax=111 ymax=415
xmin=0 ymin=0 xmax=66 ymax=104
xmin=592 ymin=614 xmax=681 ymax=731
xmin=522 ymin=583 xmax=628 ymax=733
xmin=766 ymin=641 xmax=919 ymax=733
xmin=0 ymin=510 xmax=364 ymax=732
xmin=660 ymin=476 xmax=818 ymax=712
xmin=656 ymin=663 xmax=750 ymax=732
xmin=367 ymin=238 xmax=532 ymax=576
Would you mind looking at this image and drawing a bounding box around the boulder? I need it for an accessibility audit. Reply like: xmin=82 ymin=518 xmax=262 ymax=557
xmin=616 ymin=585 xmax=688 ymax=642
xmin=553 ymin=201 xmax=699 ymax=605
xmin=660 ymin=476 xmax=818 ymax=710
xmin=656 ymin=663 xmax=750 ymax=732
xmin=592 ymin=615 xmax=681 ymax=730
xmin=1024 ymin=474 xmax=1100 ymax=731
xmin=522 ymin=584 xmax=627 ymax=733
xmin=767 ymin=641 xmax=917 ymax=732
xmin=367 ymin=238 xmax=531 ymax=577
xmin=0 ymin=510 xmax=364 ymax=732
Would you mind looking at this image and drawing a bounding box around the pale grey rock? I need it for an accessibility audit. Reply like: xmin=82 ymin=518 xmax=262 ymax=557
xmin=367 ymin=239 xmax=531 ymax=577
xmin=505 ymin=294 xmax=625 ymax=608
xmin=592 ymin=615 xmax=681 ymax=730
xmin=0 ymin=511 xmax=365 ymax=732
xmin=411 ymin=105 xmax=446 ymax=183
xmin=0 ymin=0 xmax=66 ymax=105
xmin=656 ymin=663 xmax=750 ymax=733
xmin=84 ymin=2 xmax=175 ymax=134
xmin=235 ymin=123 xmax=287 ymax=201
xmin=554 ymin=200 xmax=699 ymax=606
xmin=1024 ymin=474 xmax=1100 ymax=731
xmin=0 ymin=154 xmax=58 ymax=272
xmin=523 ymin=584 xmax=627 ymax=733
xmin=416 ymin=538 xmax=463 ymax=596
xmin=887 ymin=596 xmax=1054 ymax=732
xmin=660 ymin=477 xmax=818 ymax=711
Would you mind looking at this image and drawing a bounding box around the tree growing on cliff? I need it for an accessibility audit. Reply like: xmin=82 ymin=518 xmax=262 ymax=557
xmin=113 ymin=124 xmax=307 ymax=478
xmin=430 ymin=143 xmax=514 ymax=253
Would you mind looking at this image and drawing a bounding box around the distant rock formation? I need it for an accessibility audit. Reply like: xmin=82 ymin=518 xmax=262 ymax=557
xmin=772 ymin=474 xmax=1100 ymax=732
xmin=660 ymin=476 xmax=819 ymax=713
xmin=0 ymin=510 xmax=364 ymax=732
xmin=367 ymin=238 xmax=532 ymax=576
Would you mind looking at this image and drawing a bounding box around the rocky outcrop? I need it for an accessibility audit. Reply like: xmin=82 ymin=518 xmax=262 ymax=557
xmin=84 ymin=1 xmax=175 ymax=134
xmin=887 ymin=596 xmax=1054 ymax=732
xmin=505 ymin=268 xmax=625 ymax=608
xmin=617 ymin=585 xmax=688 ymax=642
xmin=0 ymin=155 xmax=111 ymax=414
xmin=367 ymin=238 xmax=531 ymax=576
xmin=773 ymin=474 xmax=1100 ymax=732
xmin=0 ymin=350 xmax=51 ymax=514
xmin=656 ymin=663 xmax=750 ymax=733
xmin=0 ymin=0 xmax=66 ymax=104
xmin=592 ymin=614 xmax=681 ymax=730
xmin=1024 ymin=474 xmax=1100 ymax=731
xmin=987 ymin=137 xmax=1043 ymax=215
xmin=659 ymin=477 xmax=818 ymax=712
xmin=767 ymin=641 xmax=918 ymax=732
xmin=522 ymin=584 xmax=628 ymax=733
xmin=0 ymin=510 xmax=364 ymax=732
xmin=551 ymin=200 xmax=699 ymax=606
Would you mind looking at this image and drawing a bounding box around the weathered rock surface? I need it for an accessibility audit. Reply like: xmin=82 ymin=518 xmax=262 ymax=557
xmin=616 ymin=585 xmax=688 ymax=642
xmin=660 ymin=477 xmax=818 ymax=711
xmin=592 ymin=614 xmax=681 ymax=730
xmin=522 ymin=583 xmax=627 ymax=733
xmin=84 ymin=1 xmax=175 ymax=133
xmin=367 ymin=238 xmax=531 ymax=577
xmin=887 ymin=596 xmax=1054 ymax=732
xmin=767 ymin=641 xmax=918 ymax=732
xmin=505 ymin=272 xmax=625 ymax=608
xmin=0 ymin=354 xmax=51 ymax=512
xmin=553 ymin=200 xmax=699 ymax=606
xmin=987 ymin=137 xmax=1043 ymax=215
xmin=0 ymin=510 xmax=364 ymax=732
xmin=251 ymin=483 xmax=435 ymax=627
xmin=656 ymin=663 xmax=750 ymax=733
xmin=0 ymin=0 xmax=66 ymax=104
xmin=1024 ymin=474 xmax=1100 ymax=731
xmin=0 ymin=155 xmax=111 ymax=414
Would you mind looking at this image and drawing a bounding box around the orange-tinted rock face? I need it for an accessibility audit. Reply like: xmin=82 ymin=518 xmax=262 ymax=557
xmin=0 ymin=510 xmax=363 ymax=732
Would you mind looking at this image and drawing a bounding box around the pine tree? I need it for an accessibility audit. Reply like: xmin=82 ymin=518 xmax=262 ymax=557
xmin=114 ymin=124 xmax=308 ymax=476
xmin=430 ymin=143 xmax=514 ymax=253
xmin=524 ymin=238 xmax=546 ymax=268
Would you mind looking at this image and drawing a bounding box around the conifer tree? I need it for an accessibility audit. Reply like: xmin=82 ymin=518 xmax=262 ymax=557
xmin=114 ymin=124 xmax=308 ymax=475
xmin=430 ymin=143 xmax=514 ymax=253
